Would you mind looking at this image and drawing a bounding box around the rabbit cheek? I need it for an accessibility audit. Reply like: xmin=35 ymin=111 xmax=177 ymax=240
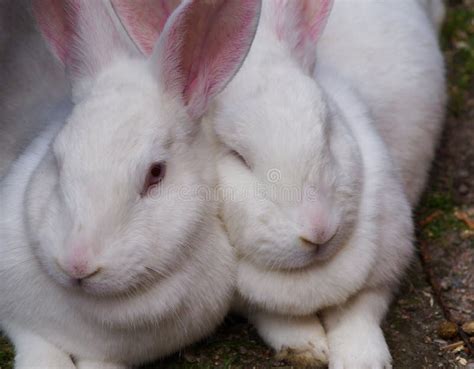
xmin=254 ymin=217 xmax=319 ymax=270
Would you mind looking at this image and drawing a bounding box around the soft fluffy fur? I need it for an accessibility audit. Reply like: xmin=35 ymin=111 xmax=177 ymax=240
xmin=210 ymin=0 xmax=445 ymax=367
xmin=0 ymin=1 xmax=261 ymax=368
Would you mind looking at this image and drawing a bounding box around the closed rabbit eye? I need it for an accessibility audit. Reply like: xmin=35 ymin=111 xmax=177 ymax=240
xmin=142 ymin=162 xmax=166 ymax=196
xmin=230 ymin=149 xmax=250 ymax=169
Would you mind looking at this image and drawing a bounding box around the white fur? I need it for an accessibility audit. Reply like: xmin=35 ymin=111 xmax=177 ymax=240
xmin=0 ymin=0 xmax=265 ymax=367
xmin=210 ymin=0 xmax=445 ymax=367
xmin=323 ymin=288 xmax=393 ymax=369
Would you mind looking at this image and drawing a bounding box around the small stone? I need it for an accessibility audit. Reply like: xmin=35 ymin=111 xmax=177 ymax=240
xmin=438 ymin=321 xmax=458 ymax=339
xmin=457 ymin=357 xmax=468 ymax=366
xmin=462 ymin=321 xmax=474 ymax=335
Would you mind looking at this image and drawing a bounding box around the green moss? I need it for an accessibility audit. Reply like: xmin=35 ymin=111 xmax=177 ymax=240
xmin=417 ymin=191 xmax=467 ymax=240
xmin=417 ymin=192 xmax=466 ymax=240
xmin=420 ymin=192 xmax=455 ymax=213
xmin=423 ymin=212 xmax=464 ymax=240
xmin=441 ymin=5 xmax=474 ymax=115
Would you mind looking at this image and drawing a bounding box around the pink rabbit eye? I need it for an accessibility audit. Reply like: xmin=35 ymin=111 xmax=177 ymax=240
xmin=142 ymin=162 xmax=166 ymax=196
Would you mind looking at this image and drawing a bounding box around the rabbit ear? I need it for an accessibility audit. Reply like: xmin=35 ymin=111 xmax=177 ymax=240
xmin=111 ymin=0 xmax=181 ymax=56
xmin=32 ymin=0 xmax=136 ymax=81
xmin=153 ymin=0 xmax=262 ymax=120
xmin=32 ymin=0 xmax=74 ymax=64
xmin=273 ymin=0 xmax=333 ymax=72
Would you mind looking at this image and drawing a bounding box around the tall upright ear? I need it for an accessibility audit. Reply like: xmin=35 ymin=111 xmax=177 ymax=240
xmin=32 ymin=0 xmax=136 ymax=82
xmin=272 ymin=0 xmax=333 ymax=72
xmin=111 ymin=0 xmax=181 ymax=56
xmin=32 ymin=0 xmax=74 ymax=64
xmin=154 ymin=0 xmax=262 ymax=120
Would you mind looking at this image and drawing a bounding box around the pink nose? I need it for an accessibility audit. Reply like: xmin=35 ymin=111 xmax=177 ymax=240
xmin=299 ymin=197 xmax=339 ymax=246
xmin=300 ymin=227 xmax=337 ymax=247
xmin=57 ymin=258 xmax=100 ymax=281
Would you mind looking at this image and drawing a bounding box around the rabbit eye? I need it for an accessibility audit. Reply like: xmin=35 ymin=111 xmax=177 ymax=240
xmin=142 ymin=162 xmax=166 ymax=196
xmin=230 ymin=149 xmax=250 ymax=169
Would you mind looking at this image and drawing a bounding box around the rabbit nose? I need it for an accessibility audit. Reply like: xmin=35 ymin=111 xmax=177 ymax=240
xmin=56 ymin=258 xmax=101 ymax=281
xmin=299 ymin=227 xmax=337 ymax=248
xmin=298 ymin=204 xmax=339 ymax=248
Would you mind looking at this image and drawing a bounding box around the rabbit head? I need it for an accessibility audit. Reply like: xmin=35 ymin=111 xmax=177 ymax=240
xmin=28 ymin=0 xmax=261 ymax=296
xmin=213 ymin=0 xmax=363 ymax=270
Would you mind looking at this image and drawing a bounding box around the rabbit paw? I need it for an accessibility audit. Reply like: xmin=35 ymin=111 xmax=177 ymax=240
xmin=252 ymin=312 xmax=329 ymax=368
xmin=328 ymin=322 xmax=392 ymax=369
xmin=7 ymin=328 xmax=76 ymax=369
xmin=276 ymin=343 xmax=329 ymax=368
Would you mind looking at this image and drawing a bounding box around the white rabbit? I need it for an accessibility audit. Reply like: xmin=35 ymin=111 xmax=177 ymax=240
xmin=210 ymin=0 xmax=445 ymax=367
xmin=0 ymin=1 xmax=261 ymax=368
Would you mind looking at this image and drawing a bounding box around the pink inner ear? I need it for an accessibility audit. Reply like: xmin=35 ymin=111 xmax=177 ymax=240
xmin=273 ymin=0 xmax=333 ymax=71
xmin=32 ymin=0 xmax=76 ymax=63
xmin=111 ymin=0 xmax=181 ymax=55
xmin=275 ymin=0 xmax=332 ymax=43
xmin=305 ymin=0 xmax=333 ymax=42
xmin=34 ymin=0 xmax=138 ymax=83
xmin=158 ymin=0 xmax=261 ymax=120
xmin=184 ymin=3 xmax=257 ymax=104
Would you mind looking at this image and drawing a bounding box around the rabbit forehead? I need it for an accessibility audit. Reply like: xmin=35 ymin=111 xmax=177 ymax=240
xmin=217 ymin=67 xmax=330 ymax=176
xmin=54 ymin=62 xmax=182 ymax=172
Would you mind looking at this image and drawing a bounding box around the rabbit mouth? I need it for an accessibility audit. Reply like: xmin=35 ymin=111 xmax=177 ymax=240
xmin=53 ymin=265 xmax=166 ymax=299
xmin=238 ymin=234 xmax=345 ymax=272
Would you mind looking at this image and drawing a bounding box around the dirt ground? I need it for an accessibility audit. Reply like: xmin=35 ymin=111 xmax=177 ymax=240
xmin=0 ymin=1 xmax=473 ymax=368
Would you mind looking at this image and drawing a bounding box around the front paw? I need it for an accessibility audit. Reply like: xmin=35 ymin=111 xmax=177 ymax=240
xmin=276 ymin=342 xmax=329 ymax=368
xmin=328 ymin=322 xmax=392 ymax=369
xmin=252 ymin=312 xmax=329 ymax=368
